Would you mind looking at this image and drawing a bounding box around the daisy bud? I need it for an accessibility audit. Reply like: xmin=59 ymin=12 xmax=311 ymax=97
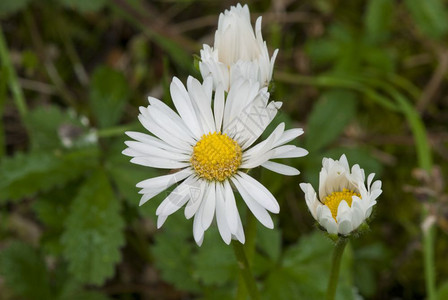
xmin=300 ymin=154 xmax=382 ymax=236
xmin=199 ymin=3 xmax=278 ymax=91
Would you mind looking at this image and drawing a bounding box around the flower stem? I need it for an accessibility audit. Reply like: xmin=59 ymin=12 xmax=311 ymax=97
xmin=232 ymin=227 xmax=260 ymax=300
xmin=326 ymin=238 xmax=348 ymax=300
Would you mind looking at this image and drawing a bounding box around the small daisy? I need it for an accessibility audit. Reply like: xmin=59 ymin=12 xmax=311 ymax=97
xmin=199 ymin=3 xmax=278 ymax=91
xmin=123 ymin=76 xmax=307 ymax=245
xmin=300 ymin=154 xmax=382 ymax=236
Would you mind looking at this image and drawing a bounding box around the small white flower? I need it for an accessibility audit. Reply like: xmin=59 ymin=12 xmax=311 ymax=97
xmin=300 ymin=154 xmax=382 ymax=236
xmin=123 ymin=76 xmax=307 ymax=246
xmin=199 ymin=3 xmax=278 ymax=91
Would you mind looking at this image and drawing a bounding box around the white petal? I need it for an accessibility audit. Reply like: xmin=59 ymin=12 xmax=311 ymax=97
xmin=170 ymin=77 xmax=202 ymax=138
xmin=215 ymin=183 xmax=232 ymax=244
xmin=317 ymin=205 xmax=338 ymax=234
xmin=214 ymin=84 xmax=225 ymax=131
xmin=184 ymin=179 xmax=207 ymax=219
xmin=236 ymin=172 xmax=280 ymax=213
xmin=137 ymin=169 xmax=192 ymax=189
xmin=231 ymin=177 xmax=274 ymax=229
xmin=338 ymin=219 xmax=353 ymax=235
xmin=240 ymin=149 xmax=275 ymax=169
xmin=201 ymin=181 xmax=216 ymax=230
xmin=124 ymin=141 xmax=190 ymax=161
xmin=157 ymin=215 xmax=168 ymax=229
xmin=273 ymin=128 xmax=304 ymax=147
xmin=130 ymin=157 xmax=189 ymax=169
xmin=223 ymin=180 xmax=239 ymax=234
xmin=156 ymin=177 xmax=199 ymax=216
xmin=271 ymin=145 xmax=308 ymax=159
xmin=125 ymin=131 xmax=188 ymax=154
xmin=262 ymin=161 xmax=300 ymax=176
xmin=193 ymin=207 xmax=205 ymax=246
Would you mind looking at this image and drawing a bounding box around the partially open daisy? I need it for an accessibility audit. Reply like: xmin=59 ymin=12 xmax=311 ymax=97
xmin=199 ymin=3 xmax=278 ymax=91
xmin=123 ymin=76 xmax=307 ymax=245
xmin=300 ymin=155 xmax=382 ymax=236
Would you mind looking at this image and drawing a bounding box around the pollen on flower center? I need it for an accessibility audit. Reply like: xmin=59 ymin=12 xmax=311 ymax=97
xmin=191 ymin=132 xmax=242 ymax=181
xmin=324 ymin=188 xmax=361 ymax=221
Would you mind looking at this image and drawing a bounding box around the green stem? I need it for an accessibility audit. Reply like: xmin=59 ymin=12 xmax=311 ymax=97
xmin=232 ymin=237 xmax=260 ymax=300
xmin=96 ymin=123 xmax=141 ymax=138
xmin=236 ymin=212 xmax=257 ymax=299
xmin=0 ymin=27 xmax=27 ymax=117
xmin=326 ymin=238 xmax=348 ymax=300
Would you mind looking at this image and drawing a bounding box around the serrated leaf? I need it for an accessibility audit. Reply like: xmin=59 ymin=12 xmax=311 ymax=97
xmin=62 ymin=169 xmax=125 ymax=285
xmin=263 ymin=232 xmax=353 ymax=300
xmin=89 ymin=66 xmax=130 ymax=128
xmin=58 ymin=0 xmax=107 ymax=13
xmin=0 ymin=241 xmax=51 ymax=300
xmin=0 ymin=148 xmax=98 ymax=202
xmin=305 ymin=89 xmax=357 ymax=152
xmin=192 ymin=227 xmax=237 ymax=286
xmin=152 ymin=213 xmax=201 ymax=292
xmin=0 ymin=0 xmax=30 ymax=17
xmin=404 ymin=0 xmax=448 ymax=40
xmin=365 ymin=0 xmax=394 ymax=43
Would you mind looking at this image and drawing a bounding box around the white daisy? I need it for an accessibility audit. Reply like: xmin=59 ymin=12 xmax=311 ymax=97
xmin=199 ymin=3 xmax=278 ymax=92
xmin=300 ymin=154 xmax=382 ymax=236
xmin=123 ymin=76 xmax=307 ymax=246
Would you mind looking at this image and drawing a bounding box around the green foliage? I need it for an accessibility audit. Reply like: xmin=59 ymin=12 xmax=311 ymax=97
xmin=0 ymin=0 xmax=30 ymax=17
xmin=193 ymin=229 xmax=238 ymax=286
xmin=62 ymin=169 xmax=125 ymax=285
xmin=58 ymin=0 xmax=107 ymax=13
xmin=89 ymin=66 xmax=130 ymax=129
xmin=0 ymin=148 xmax=98 ymax=202
xmin=305 ymin=89 xmax=357 ymax=152
xmin=152 ymin=213 xmax=201 ymax=292
xmin=262 ymin=232 xmax=354 ymax=300
xmin=404 ymin=0 xmax=448 ymax=40
xmin=24 ymin=105 xmax=91 ymax=151
xmin=0 ymin=241 xmax=51 ymax=300
xmin=364 ymin=0 xmax=394 ymax=43
xmin=437 ymin=281 xmax=448 ymax=300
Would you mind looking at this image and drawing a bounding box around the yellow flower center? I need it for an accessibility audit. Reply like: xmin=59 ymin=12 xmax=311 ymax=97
xmin=324 ymin=188 xmax=360 ymax=221
xmin=191 ymin=132 xmax=242 ymax=181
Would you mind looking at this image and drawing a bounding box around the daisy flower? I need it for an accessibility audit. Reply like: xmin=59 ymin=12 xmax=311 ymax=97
xmin=199 ymin=3 xmax=278 ymax=91
xmin=123 ymin=76 xmax=307 ymax=245
xmin=300 ymin=154 xmax=382 ymax=236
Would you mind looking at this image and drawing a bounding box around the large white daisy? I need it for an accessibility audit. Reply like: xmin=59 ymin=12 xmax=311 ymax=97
xmin=123 ymin=76 xmax=307 ymax=245
xmin=199 ymin=3 xmax=278 ymax=91
xmin=300 ymin=155 xmax=382 ymax=236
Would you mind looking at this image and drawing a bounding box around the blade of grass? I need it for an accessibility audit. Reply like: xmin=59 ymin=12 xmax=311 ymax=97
xmin=0 ymin=27 xmax=27 ymax=118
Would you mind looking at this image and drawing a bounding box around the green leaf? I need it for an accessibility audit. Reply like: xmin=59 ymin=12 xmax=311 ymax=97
xmin=437 ymin=281 xmax=448 ymax=300
xmin=0 ymin=148 xmax=98 ymax=202
xmin=364 ymin=0 xmax=394 ymax=43
xmin=404 ymin=0 xmax=448 ymax=40
xmin=305 ymin=89 xmax=357 ymax=152
xmin=0 ymin=241 xmax=51 ymax=300
xmin=89 ymin=66 xmax=130 ymax=128
xmin=62 ymin=169 xmax=125 ymax=285
xmin=263 ymin=232 xmax=353 ymax=300
xmin=0 ymin=0 xmax=30 ymax=17
xmin=192 ymin=227 xmax=238 ymax=286
xmin=58 ymin=0 xmax=107 ymax=13
xmin=152 ymin=213 xmax=201 ymax=292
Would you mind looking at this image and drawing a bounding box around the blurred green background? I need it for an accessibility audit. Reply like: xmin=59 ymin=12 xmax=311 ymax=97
xmin=1 ymin=0 xmax=447 ymax=299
